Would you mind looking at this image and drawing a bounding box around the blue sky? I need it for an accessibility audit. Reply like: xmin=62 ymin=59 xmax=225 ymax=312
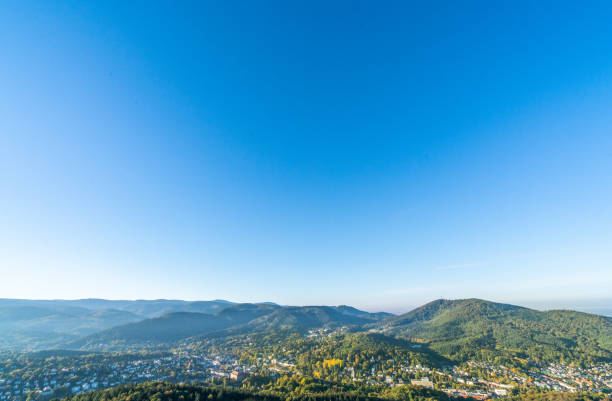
xmin=1 ymin=1 xmax=611 ymax=312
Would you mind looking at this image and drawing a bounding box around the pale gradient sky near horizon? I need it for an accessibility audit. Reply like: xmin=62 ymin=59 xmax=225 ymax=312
xmin=1 ymin=1 xmax=612 ymax=312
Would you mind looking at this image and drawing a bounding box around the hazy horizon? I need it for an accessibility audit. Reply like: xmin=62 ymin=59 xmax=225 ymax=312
xmin=2 ymin=296 xmax=611 ymax=317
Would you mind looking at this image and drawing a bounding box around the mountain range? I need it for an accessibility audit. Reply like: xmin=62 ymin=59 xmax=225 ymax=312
xmin=0 ymin=298 xmax=241 ymax=350
xmin=1 ymin=298 xmax=611 ymax=366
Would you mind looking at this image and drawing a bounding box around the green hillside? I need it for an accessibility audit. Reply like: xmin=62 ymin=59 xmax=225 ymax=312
xmin=246 ymin=306 xmax=376 ymax=332
xmin=2 ymin=297 xmax=611 ymax=368
xmin=0 ymin=299 xmax=241 ymax=351
xmin=295 ymin=332 xmax=451 ymax=376
xmin=72 ymin=305 xmax=390 ymax=350
xmin=0 ymin=305 xmax=143 ymax=351
xmin=70 ymin=303 xmax=279 ymax=350
xmin=379 ymin=299 xmax=612 ymax=366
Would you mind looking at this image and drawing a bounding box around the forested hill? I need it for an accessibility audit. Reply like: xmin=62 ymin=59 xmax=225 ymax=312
xmin=2 ymin=297 xmax=612 ymax=367
xmin=377 ymin=298 xmax=612 ymax=365
xmin=246 ymin=306 xmax=380 ymax=331
xmin=0 ymin=299 xmax=239 ymax=351
xmin=68 ymin=304 xmax=281 ymax=349
xmin=68 ymin=304 xmax=391 ymax=351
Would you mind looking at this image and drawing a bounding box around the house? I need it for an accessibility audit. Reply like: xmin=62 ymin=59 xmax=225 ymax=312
xmin=230 ymin=371 xmax=248 ymax=381
xmin=411 ymin=377 xmax=434 ymax=389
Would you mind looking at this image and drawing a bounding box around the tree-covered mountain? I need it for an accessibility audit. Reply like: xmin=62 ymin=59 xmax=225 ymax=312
xmin=376 ymin=298 xmax=612 ymax=366
xmin=292 ymin=332 xmax=452 ymax=374
xmin=245 ymin=306 xmax=381 ymax=332
xmin=0 ymin=299 xmax=236 ymax=319
xmin=334 ymin=305 xmax=394 ymax=321
xmin=70 ymin=304 xmax=392 ymax=350
xmin=0 ymin=304 xmax=143 ymax=350
xmin=0 ymin=299 xmax=242 ymax=351
xmin=2 ymin=297 xmax=612 ymax=368
xmin=68 ymin=304 xmax=279 ymax=350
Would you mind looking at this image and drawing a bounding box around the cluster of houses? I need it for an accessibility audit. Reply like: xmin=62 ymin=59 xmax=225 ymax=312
xmin=0 ymin=352 xmax=253 ymax=401
xmin=1 ymin=345 xmax=611 ymax=401
xmin=404 ymin=361 xmax=612 ymax=399
xmin=0 ymin=360 xmax=162 ymax=401
xmin=530 ymin=362 xmax=612 ymax=392
xmin=395 ymin=364 xmax=511 ymax=399
xmin=325 ymin=358 xmax=611 ymax=399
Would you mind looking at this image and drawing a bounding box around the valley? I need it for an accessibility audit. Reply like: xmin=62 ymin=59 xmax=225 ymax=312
xmin=0 ymin=298 xmax=611 ymax=401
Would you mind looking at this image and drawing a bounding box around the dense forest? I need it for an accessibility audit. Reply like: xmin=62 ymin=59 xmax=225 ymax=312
xmin=382 ymin=299 xmax=612 ymax=367
xmin=61 ymin=382 xmax=611 ymax=401
xmin=61 ymin=382 xmax=448 ymax=401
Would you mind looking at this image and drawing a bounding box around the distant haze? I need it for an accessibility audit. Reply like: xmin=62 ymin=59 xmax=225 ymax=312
xmin=0 ymin=297 xmax=610 ymax=352
xmin=1 ymin=297 xmax=610 ymax=318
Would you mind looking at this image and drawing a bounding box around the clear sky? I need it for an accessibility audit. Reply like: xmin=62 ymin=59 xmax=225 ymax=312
xmin=1 ymin=1 xmax=611 ymax=313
